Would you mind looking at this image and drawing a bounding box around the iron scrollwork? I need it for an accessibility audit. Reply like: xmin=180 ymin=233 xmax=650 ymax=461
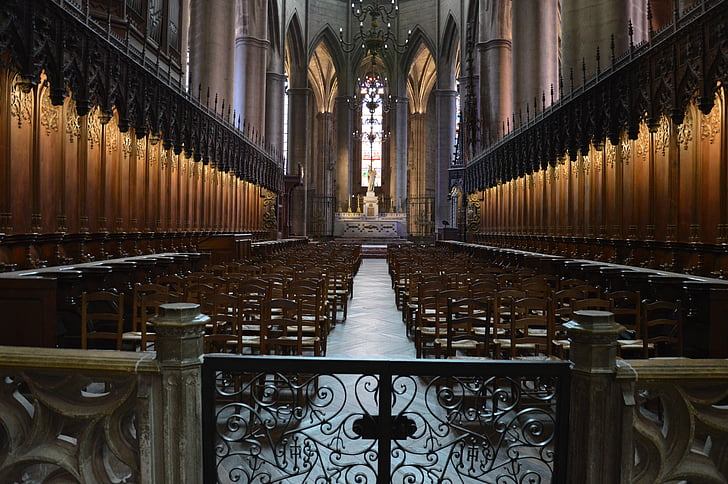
xmin=208 ymin=365 xmax=565 ymax=483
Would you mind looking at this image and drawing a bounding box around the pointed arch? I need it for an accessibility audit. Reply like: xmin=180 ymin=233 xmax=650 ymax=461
xmin=285 ymin=13 xmax=306 ymax=87
xmin=308 ymin=26 xmax=347 ymax=86
xmin=400 ymin=26 xmax=436 ymax=78
xmin=267 ymin=0 xmax=282 ymax=58
xmin=308 ymin=42 xmax=338 ymax=113
xmin=406 ymin=42 xmax=437 ymax=114
xmin=439 ymin=13 xmax=460 ymax=88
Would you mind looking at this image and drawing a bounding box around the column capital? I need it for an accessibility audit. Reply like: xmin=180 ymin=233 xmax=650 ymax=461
xmin=287 ymin=87 xmax=312 ymax=96
xmin=266 ymin=72 xmax=288 ymax=83
xmin=433 ymin=89 xmax=458 ymax=98
xmin=478 ymin=39 xmax=512 ymax=52
xmin=234 ymin=36 xmax=270 ymax=49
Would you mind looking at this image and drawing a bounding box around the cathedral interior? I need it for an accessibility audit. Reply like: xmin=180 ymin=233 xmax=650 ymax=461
xmin=0 ymin=0 xmax=727 ymax=483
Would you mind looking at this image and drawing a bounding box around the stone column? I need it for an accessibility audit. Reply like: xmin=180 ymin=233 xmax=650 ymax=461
xmin=512 ymin=0 xmax=559 ymax=125
xmin=393 ymin=96 xmax=409 ymax=213
xmin=234 ymin=0 xmax=270 ymax=136
xmin=478 ymin=0 xmax=511 ymax=144
xmin=153 ymin=303 xmax=209 ymax=484
xmin=316 ymin=111 xmax=335 ymax=198
xmin=188 ymin=0 xmax=235 ymax=108
xmin=265 ymin=71 xmax=286 ymax=153
xmin=561 ymin=0 xmax=648 ymax=83
xmin=435 ymin=89 xmax=458 ymax=232
xmin=286 ymin=87 xmax=310 ymax=234
xmin=565 ymin=310 xmax=626 ymax=483
xmin=334 ymin=96 xmax=353 ymax=209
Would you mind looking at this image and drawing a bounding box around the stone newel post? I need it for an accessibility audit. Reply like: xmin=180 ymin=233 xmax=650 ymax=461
xmin=154 ymin=303 xmax=209 ymax=484
xmin=564 ymin=310 xmax=625 ymax=483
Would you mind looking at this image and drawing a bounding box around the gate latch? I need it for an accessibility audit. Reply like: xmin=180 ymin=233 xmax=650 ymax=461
xmin=352 ymin=415 xmax=417 ymax=440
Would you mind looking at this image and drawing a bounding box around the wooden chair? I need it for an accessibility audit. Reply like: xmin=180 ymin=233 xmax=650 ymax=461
xmin=81 ymin=291 xmax=125 ymax=350
xmin=287 ymin=279 xmax=330 ymax=356
xmin=434 ymin=297 xmax=491 ymax=359
xmin=204 ymin=293 xmax=244 ymax=354
xmin=642 ymin=300 xmax=683 ymax=358
xmin=412 ymin=280 xmax=450 ymax=358
xmin=604 ymin=290 xmax=644 ymax=357
xmin=122 ymin=291 xmax=172 ymax=350
xmin=493 ymin=297 xmax=554 ymax=359
xmin=260 ymin=298 xmax=322 ymax=357
xmin=184 ymin=283 xmax=216 ymax=314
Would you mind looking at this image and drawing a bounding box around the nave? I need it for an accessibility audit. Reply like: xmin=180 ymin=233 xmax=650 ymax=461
xmin=326 ymin=258 xmax=415 ymax=359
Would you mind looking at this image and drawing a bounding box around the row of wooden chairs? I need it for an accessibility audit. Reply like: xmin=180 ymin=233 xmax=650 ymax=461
xmin=388 ymin=245 xmax=683 ymax=360
xmin=81 ymin=244 xmax=361 ymax=355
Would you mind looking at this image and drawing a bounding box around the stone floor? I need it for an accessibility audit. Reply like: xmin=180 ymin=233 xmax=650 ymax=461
xmin=326 ymin=258 xmax=416 ymax=359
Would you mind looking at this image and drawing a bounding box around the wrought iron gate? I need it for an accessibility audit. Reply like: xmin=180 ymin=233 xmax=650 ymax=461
xmin=202 ymin=356 xmax=570 ymax=483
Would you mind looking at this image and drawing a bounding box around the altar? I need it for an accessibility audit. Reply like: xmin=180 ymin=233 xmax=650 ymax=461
xmin=334 ymin=212 xmax=407 ymax=239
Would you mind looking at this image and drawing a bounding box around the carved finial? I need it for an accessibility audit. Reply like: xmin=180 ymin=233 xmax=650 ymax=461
xmin=570 ymin=68 xmax=574 ymax=93
xmin=550 ymin=84 xmax=554 ymax=105
xmin=507 ymin=117 xmax=510 ymax=134
xmin=214 ymin=93 xmax=218 ymax=112
xmin=527 ymin=104 xmax=530 ymax=121
xmin=559 ymin=71 xmax=564 ymax=98
xmin=674 ymin=0 xmax=680 ymax=21
xmin=629 ymin=19 xmax=634 ymax=50
xmin=542 ymin=91 xmax=546 ymax=112
xmin=611 ymin=34 xmax=616 ymax=65
xmin=206 ymin=87 xmax=210 ymax=107
xmin=582 ymin=58 xmax=587 ymax=84
xmin=198 ymin=83 xmax=202 ymax=100
xmin=596 ymin=46 xmax=601 ymax=76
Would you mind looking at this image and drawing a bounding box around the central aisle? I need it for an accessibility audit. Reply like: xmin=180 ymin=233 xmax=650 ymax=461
xmin=325 ymin=258 xmax=416 ymax=359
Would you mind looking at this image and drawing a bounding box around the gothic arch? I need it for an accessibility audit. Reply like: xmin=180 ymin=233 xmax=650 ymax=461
xmin=406 ymin=42 xmax=437 ymax=114
xmin=439 ymin=13 xmax=460 ymax=89
xmin=400 ymin=27 xmax=436 ymax=80
xmin=267 ymin=0 xmax=282 ymax=61
xmin=308 ymin=42 xmax=338 ymax=113
xmin=308 ymin=26 xmax=347 ymax=90
xmin=285 ymin=13 xmax=306 ymax=87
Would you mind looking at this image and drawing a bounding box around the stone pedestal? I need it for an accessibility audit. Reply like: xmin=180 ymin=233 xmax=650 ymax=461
xmin=154 ymin=303 xmax=209 ymax=484
xmin=564 ymin=310 xmax=625 ymax=483
xmin=363 ymin=191 xmax=379 ymax=217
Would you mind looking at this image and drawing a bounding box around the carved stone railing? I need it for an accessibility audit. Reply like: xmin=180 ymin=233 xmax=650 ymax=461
xmin=0 ymin=303 xmax=208 ymax=484
xmin=617 ymin=359 xmax=728 ymax=484
xmin=566 ymin=310 xmax=728 ymax=483
xmin=464 ymin=0 xmax=727 ymax=192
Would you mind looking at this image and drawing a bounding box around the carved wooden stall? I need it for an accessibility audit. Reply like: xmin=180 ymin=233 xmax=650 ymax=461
xmin=0 ymin=0 xmax=283 ymax=272
xmin=464 ymin=1 xmax=728 ymax=277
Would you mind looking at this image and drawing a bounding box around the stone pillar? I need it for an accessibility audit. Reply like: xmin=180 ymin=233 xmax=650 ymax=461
xmin=335 ymin=96 xmax=353 ymax=209
xmin=265 ymin=71 xmax=286 ymax=153
xmin=478 ymin=0 xmax=511 ymax=144
xmin=153 ymin=303 xmax=209 ymax=484
xmin=315 ymin=112 xmax=334 ymax=197
xmin=287 ymin=87 xmax=310 ymax=234
xmin=512 ymin=0 xmax=559 ymax=124
xmin=435 ymin=89 xmax=458 ymax=232
xmin=234 ymin=0 xmax=270 ymax=136
xmin=188 ymin=0 xmax=235 ymax=108
xmin=564 ymin=310 xmax=626 ymax=483
xmin=561 ymin=0 xmax=648 ymax=84
xmin=393 ymin=96 xmax=409 ymax=213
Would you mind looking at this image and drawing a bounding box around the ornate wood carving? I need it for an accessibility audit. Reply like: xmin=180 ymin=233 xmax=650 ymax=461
xmin=0 ymin=0 xmax=283 ymax=193
xmin=465 ymin=0 xmax=727 ymax=193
